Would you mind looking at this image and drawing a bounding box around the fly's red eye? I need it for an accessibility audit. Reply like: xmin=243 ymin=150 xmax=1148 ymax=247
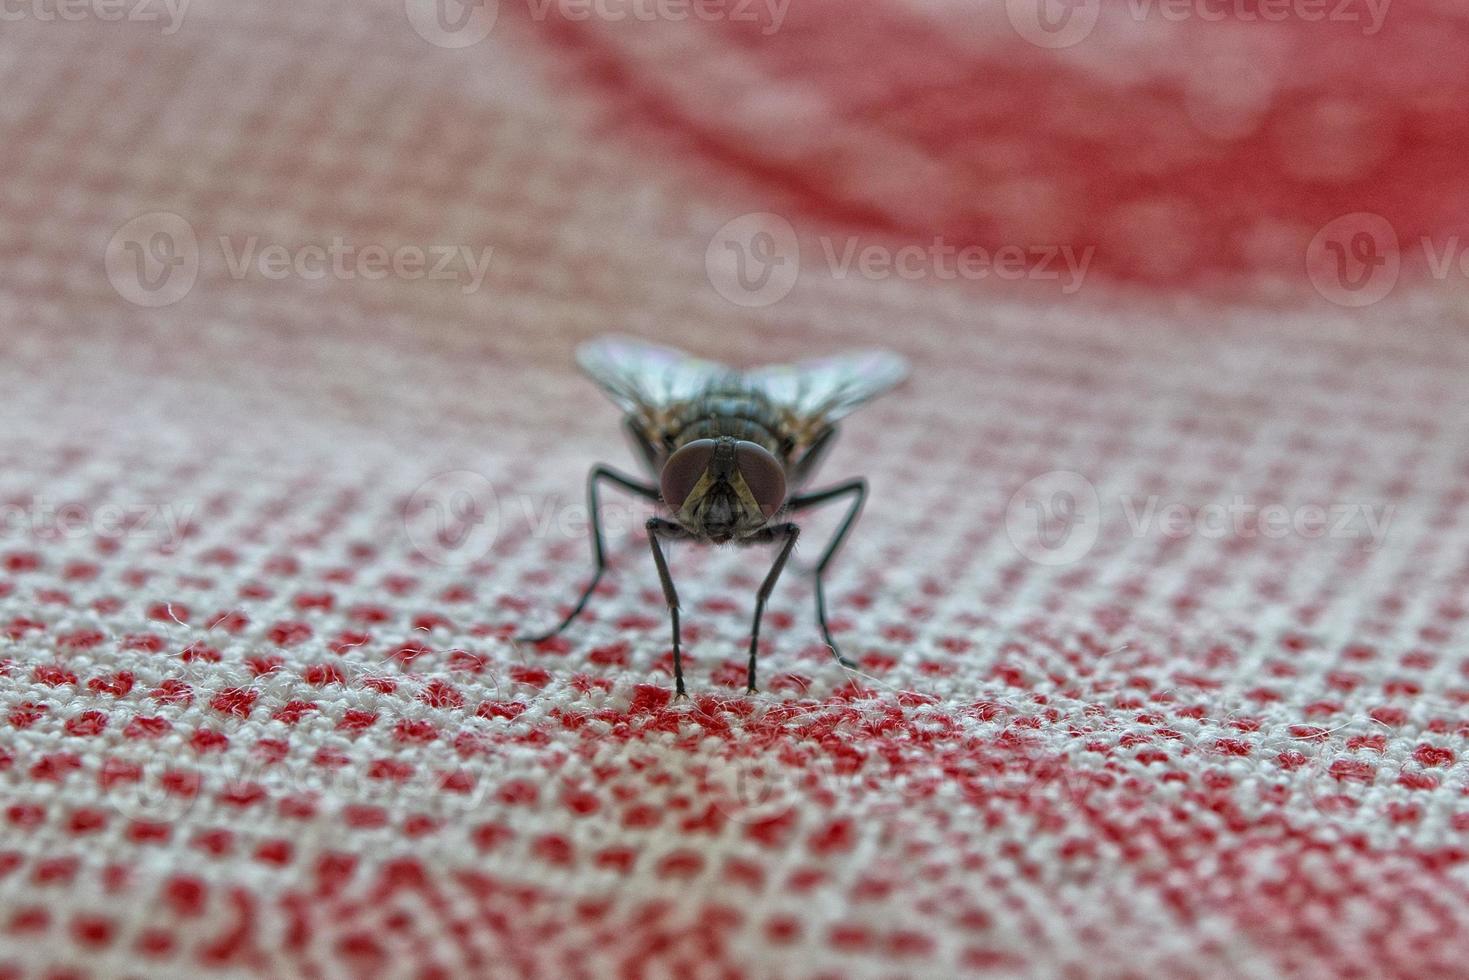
xmin=734 ymin=442 xmax=786 ymax=518
xmin=660 ymin=439 xmax=716 ymax=509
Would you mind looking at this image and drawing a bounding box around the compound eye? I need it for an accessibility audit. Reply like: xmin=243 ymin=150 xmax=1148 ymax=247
xmin=734 ymin=442 xmax=787 ymax=518
xmin=660 ymin=439 xmax=716 ymax=509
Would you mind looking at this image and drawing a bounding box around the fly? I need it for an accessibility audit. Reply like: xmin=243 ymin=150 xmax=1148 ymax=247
xmin=518 ymin=336 xmax=908 ymax=696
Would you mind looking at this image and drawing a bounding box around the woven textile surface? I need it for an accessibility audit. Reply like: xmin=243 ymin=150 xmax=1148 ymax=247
xmin=4 ymin=1 xmax=1469 ymax=977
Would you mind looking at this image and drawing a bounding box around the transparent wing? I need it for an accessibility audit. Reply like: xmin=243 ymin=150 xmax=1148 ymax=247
xmin=576 ymin=336 xmax=735 ymax=416
xmin=745 ymin=349 xmax=908 ymax=429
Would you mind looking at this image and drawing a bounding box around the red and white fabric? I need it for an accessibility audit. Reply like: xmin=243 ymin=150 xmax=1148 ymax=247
xmin=2 ymin=1 xmax=1469 ymax=976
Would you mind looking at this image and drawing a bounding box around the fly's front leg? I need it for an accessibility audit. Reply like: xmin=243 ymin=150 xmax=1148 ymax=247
xmin=516 ymin=465 xmax=660 ymax=643
xmin=744 ymin=522 xmax=800 ymax=694
xmin=785 ymin=479 xmax=866 ymax=670
xmin=646 ymin=517 xmax=688 ymax=697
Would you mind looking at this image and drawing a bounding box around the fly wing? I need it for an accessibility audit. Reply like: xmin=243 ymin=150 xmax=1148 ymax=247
xmin=744 ymin=349 xmax=908 ymax=448
xmin=578 ymin=337 xmax=907 ymax=477
xmin=577 ymin=335 xmax=735 ymax=412
xmin=576 ymin=335 xmax=736 ymax=445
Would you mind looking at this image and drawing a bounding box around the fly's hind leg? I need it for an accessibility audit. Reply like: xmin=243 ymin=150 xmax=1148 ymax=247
xmin=516 ymin=465 xmax=660 ymax=643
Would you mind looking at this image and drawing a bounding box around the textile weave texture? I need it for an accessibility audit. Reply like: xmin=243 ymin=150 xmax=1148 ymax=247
xmin=3 ymin=1 xmax=1469 ymax=977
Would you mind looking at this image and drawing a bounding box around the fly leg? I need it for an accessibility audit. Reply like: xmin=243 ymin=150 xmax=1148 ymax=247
xmin=785 ymin=479 xmax=866 ymax=670
xmin=646 ymin=517 xmax=689 ymax=697
xmin=743 ymin=522 xmax=800 ymax=694
xmin=517 ymin=465 xmax=660 ymax=643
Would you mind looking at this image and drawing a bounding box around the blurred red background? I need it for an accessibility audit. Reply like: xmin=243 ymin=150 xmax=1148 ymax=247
xmin=520 ymin=0 xmax=1469 ymax=294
